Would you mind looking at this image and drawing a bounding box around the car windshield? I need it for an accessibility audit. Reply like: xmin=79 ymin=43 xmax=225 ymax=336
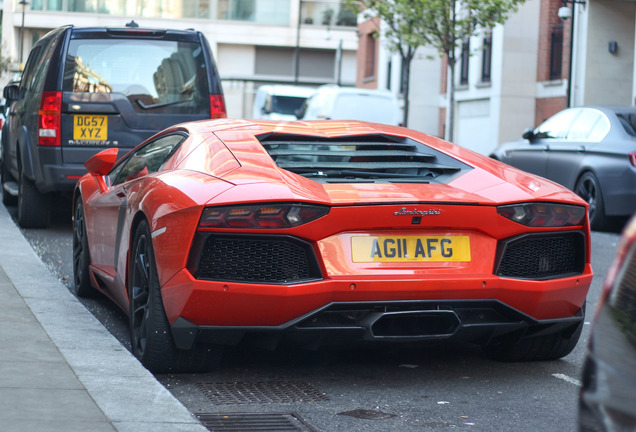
xmin=62 ymin=38 xmax=210 ymax=114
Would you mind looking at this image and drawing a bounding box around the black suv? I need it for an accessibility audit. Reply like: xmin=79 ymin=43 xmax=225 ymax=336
xmin=1 ymin=23 xmax=226 ymax=228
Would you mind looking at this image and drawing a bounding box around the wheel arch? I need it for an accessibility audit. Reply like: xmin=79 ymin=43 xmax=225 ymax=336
xmin=17 ymin=127 xmax=35 ymax=180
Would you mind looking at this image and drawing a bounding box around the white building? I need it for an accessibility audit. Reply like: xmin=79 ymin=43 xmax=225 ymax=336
xmin=0 ymin=0 xmax=360 ymax=118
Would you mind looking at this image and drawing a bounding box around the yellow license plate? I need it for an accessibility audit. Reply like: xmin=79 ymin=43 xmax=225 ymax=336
xmin=351 ymin=236 xmax=471 ymax=263
xmin=73 ymin=115 xmax=107 ymax=140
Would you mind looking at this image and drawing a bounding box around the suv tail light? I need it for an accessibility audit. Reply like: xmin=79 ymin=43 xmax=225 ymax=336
xmin=38 ymin=91 xmax=62 ymax=147
xmin=210 ymin=94 xmax=227 ymax=119
xmin=630 ymin=152 xmax=636 ymax=167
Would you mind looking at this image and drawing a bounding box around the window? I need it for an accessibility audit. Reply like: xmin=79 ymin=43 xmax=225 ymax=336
xmin=568 ymin=109 xmax=603 ymax=140
xmin=63 ymin=39 xmax=210 ymax=114
xmin=550 ymin=24 xmax=563 ymax=80
xmin=534 ymin=109 xmax=579 ymax=140
xmin=300 ymin=1 xmax=357 ymax=27
xmin=110 ymin=134 xmax=186 ymax=185
xmin=364 ymin=33 xmax=377 ymax=80
xmin=481 ymin=32 xmax=492 ymax=83
xmin=460 ymin=37 xmax=470 ymax=85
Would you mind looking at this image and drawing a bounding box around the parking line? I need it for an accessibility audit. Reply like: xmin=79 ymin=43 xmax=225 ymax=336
xmin=552 ymin=373 xmax=582 ymax=387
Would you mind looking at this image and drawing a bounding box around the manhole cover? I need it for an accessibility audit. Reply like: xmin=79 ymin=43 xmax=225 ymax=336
xmin=197 ymin=412 xmax=316 ymax=432
xmin=197 ymin=381 xmax=329 ymax=405
xmin=338 ymin=409 xmax=397 ymax=420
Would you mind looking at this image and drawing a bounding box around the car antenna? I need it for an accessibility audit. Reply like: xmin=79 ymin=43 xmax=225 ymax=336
xmin=126 ymin=20 xmax=139 ymax=28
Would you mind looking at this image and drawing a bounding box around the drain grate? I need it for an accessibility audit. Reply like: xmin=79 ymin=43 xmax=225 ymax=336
xmin=196 ymin=381 xmax=329 ymax=405
xmin=197 ymin=412 xmax=316 ymax=432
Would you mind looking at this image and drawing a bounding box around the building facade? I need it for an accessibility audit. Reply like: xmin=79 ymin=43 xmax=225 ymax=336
xmin=0 ymin=0 xmax=360 ymax=117
xmin=356 ymin=0 xmax=636 ymax=156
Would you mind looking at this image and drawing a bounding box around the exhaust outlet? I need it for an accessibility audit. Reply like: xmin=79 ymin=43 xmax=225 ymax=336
xmin=364 ymin=310 xmax=461 ymax=340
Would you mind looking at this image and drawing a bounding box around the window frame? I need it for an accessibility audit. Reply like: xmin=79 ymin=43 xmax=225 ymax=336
xmin=108 ymin=132 xmax=188 ymax=186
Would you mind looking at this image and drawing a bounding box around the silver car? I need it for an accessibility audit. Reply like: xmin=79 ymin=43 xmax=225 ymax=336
xmin=491 ymin=106 xmax=636 ymax=230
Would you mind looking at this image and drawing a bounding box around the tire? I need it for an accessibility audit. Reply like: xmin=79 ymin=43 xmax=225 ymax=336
xmin=575 ymin=171 xmax=607 ymax=231
xmin=72 ymin=198 xmax=95 ymax=297
xmin=482 ymin=307 xmax=584 ymax=362
xmin=1 ymin=156 xmax=17 ymax=206
xmin=17 ymin=172 xmax=50 ymax=228
xmin=129 ymin=219 xmax=219 ymax=373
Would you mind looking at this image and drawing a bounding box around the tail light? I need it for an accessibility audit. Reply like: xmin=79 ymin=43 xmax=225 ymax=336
xmin=210 ymin=94 xmax=227 ymax=119
xmin=497 ymin=203 xmax=586 ymax=227
xmin=38 ymin=91 xmax=62 ymax=147
xmin=199 ymin=203 xmax=329 ymax=229
xmin=629 ymin=152 xmax=636 ymax=167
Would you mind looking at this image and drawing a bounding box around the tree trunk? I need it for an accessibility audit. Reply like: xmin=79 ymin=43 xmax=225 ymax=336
xmin=402 ymin=56 xmax=411 ymax=127
xmin=447 ymin=59 xmax=456 ymax=142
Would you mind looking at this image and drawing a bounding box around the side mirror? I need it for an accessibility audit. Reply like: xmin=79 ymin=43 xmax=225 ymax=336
xmin=3 ymin=83 xmax=22 ymax=102
xmin=85 ymin=148 xmax=119 ymax=176
xmin=522 ymin=128 xmax=535 ymax=141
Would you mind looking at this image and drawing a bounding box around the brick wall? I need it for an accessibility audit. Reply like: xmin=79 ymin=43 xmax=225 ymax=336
xmin=356 ymin=17 xmax=381 ymax=89
xmin=535 ymin=97 xmax=567 ymax=126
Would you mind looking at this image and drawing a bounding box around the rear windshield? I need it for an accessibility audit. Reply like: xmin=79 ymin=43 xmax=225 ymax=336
xmin=616 ymin=112 xmax=636 ymax=136
xmin=63 ymin=38 xmax=210 ymax=114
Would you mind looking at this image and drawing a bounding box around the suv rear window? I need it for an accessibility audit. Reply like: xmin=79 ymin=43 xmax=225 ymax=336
xmin=62 ymin=38 xmax=210 ymax=114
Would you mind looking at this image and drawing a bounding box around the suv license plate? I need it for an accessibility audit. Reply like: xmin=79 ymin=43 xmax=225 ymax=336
xmin=73 ymin=115 xmax=107 ymax=140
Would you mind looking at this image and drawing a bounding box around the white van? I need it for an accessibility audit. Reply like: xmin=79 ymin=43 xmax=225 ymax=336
xmin=252 ymin=85 xmax=316 ymax=120
xmin=298 ymin=85 xmax=402 ymax=126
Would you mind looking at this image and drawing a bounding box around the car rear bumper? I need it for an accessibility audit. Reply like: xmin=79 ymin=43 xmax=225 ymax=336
xmin=38 ymin=164 xmax=91 ymax=193
xmin=162 ymin=269 xmax=592 ymax=350
xmin=170 ymin=298 xmax=586 ymax=350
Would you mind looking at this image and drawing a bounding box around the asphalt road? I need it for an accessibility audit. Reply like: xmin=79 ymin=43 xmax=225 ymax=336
xmin=6 ymin=200 xmax=622 ymax=432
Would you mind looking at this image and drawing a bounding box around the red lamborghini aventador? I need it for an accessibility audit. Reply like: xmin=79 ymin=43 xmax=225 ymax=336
xmin=73 ymin=119 xmax=593 ymax=372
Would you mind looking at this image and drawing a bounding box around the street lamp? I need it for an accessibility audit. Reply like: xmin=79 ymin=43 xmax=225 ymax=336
xmin=558 ymin=0 xmax=586 ymax=108
xmin=19 ymin=0 xmax=30 ymax=65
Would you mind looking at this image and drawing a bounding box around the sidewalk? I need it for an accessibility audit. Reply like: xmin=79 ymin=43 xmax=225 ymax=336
xmin=0 ymin=204 xmax=208 ymax=432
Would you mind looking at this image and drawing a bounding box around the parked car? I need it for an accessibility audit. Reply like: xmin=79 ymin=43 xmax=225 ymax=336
xmin=578 ymin=213 xmax=636 ymax=431
xmin=1 ymin=23 xmax=226 ymax=228
xmin=251 ymin=85 xmax=315 ymax=120
xmin=73 ymin=119 xmax=592 ymax=372
xmin=491 ymin=106 xmax=636 ymax=231
xmin=297 ymin=85 xmax=402 ymax=125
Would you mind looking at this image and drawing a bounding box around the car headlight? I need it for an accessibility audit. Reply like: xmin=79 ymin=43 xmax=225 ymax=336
xmin=497 ymin=203 xmax=586 ymax=227
xmin=199 ymin=203 xmax=330 ymax=229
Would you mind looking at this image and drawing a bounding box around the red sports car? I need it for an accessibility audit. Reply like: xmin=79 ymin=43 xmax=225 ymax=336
xmin=73 ymin=119 xmax=593 ymax=372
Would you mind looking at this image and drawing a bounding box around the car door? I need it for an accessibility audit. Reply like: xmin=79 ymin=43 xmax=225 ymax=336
xmin=88 ymin=133 xmax=186 ymax=283
xmin=545 ymin=108 xmax=610 ymax=189
xmin=505 ymin=109 xmax=580 ymax=178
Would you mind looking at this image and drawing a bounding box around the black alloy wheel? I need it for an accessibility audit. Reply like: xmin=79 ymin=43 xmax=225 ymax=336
xmin=72 ymin=198 xmax=94 ymax=297
xmin=129 ymin=219 xmax=218 ymax=373
xmin=575 ymin=171 xmax=607 ymax=231
xmin=129 ymin=221 xmax=155 ymax=363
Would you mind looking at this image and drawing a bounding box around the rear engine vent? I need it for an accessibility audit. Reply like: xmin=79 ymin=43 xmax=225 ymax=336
xmin=495 ymin=232 xmax=585 ymax=280
xmin=257 ymin=133 xmax=471 ymax=184
xmin=193 ymin=234 xmax=322 ymax=284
